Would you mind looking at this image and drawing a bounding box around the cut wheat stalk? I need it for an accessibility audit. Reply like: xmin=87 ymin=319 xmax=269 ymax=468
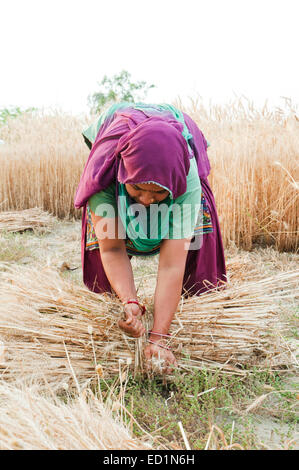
xmin=0 ymin=208 xmax=56 ymax=233
xmin=0 ymin=263 xmax=297 ymax=390
xmin=0 ymin=381 xmax=152 ymax=450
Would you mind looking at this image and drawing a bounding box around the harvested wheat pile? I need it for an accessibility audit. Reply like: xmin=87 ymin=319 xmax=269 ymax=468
xmin=171 ymin=273 xmax=298 ymax=371
xmin=0 ymin=208 xmax=56 ymax=233
xmin=0 ymin=382 xmax=151 ymax=450
xmin=0 ymin=263 xmax=297 ymax=389
xmin=225 ymin=247 xmax=299 ymax=284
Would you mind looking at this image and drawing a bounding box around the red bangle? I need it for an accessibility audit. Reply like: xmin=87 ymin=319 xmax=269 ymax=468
xmin=123 ymin=299 xmax=146 ymax=316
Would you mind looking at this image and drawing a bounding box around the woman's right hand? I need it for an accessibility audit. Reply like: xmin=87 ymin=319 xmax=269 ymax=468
xmin=118 ymin=303 xmax=146 ymax=338
xmin=144 ymin=340 xmax=177 ymax=375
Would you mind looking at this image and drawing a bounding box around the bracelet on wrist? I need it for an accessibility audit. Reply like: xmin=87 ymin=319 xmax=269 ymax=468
xmin=122 ymin=298 xmax=146 ymax=316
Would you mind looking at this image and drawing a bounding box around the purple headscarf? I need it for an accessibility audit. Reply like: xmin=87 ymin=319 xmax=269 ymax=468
xmin=115 ymin=117 xmax=191 ymax=199
xmin=74 ymin=107 xmax=209 ymax=208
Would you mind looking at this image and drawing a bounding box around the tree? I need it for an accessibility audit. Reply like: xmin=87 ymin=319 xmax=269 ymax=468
xmin=88 ymin=70 xmax=155 ymax=114
xmin=0 ymin=106 xmax=36 ymax=126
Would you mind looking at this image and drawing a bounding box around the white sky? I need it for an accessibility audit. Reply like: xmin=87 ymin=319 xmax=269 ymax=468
xmin=1 ymin=0 xmax=299 ymax=115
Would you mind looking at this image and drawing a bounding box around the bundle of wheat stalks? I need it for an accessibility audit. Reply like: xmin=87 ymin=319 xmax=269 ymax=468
xmin=0 ymin=382 xmax=151 ymax=450
xmin=0 ymin=208 xmax=56 ymax=233
xmin=0 ymin=263 xmax=297 ymax=390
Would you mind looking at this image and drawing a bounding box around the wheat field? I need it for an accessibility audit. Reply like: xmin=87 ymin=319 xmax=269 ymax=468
xmin=0 ymin=99 xmax=298 ymax=251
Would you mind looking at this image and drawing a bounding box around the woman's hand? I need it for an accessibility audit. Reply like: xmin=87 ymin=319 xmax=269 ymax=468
xmin=144 ymin=341 xmax=177 ymax=375
xmin=118 ymin=303 xmax=146 ymax=338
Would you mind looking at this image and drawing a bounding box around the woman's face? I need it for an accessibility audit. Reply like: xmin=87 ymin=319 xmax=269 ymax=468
xmin=125 ymin=182 xmax=169 ymax=207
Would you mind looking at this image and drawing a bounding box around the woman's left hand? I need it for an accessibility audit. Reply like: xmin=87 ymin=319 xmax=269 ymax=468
xmin=144 ymin=342 xmax=177 ymax=375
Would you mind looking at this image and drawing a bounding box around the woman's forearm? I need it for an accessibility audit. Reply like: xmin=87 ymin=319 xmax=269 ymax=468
xmin=150 ymin=238 xmax=189 ymax=339
xmin=100 ymin=248 xmax=137 ymax=302
xmin=90 ymin=211 xmax=137 ymax=303
xmin=151 ymin=266 xmax=184 ymax=337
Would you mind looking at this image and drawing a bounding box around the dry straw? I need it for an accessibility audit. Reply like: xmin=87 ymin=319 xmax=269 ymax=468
xmin=0 ymin=208 xmax=56 ymax=233
xmin=0 ymin=263 xmax=297 ymax=390
xmin=0 ymin=382 xmax=151 ymax=450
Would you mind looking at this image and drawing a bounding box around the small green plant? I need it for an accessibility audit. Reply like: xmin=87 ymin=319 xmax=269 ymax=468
xmin=95 ymin=366 xmax=299 ymax=450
